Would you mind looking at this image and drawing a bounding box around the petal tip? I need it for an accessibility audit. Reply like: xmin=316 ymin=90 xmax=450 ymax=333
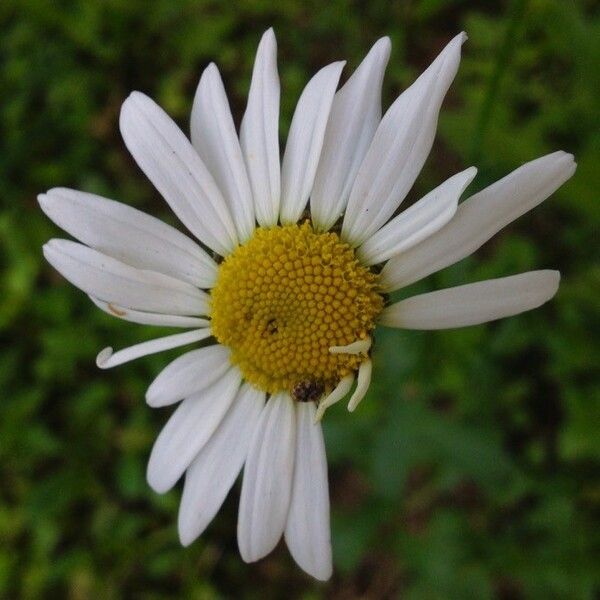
xmin=373 ymin=35 xmax=392 ymax=55
xmin=258 ymin=27 xmax=277 ymax=52
xmin=311 ymin=564 xmax=333 ymax=582
xmin=205 ymin=62 xmax=219 ymax=76
xmin=564 ymin=154 xmax=577 ymax=175
xmin=145 ymin=389 xmax=159 ymax=407
xmin=121 ymin=91 xmax=149 ymax=117
xmin=128 ymin=90 xmax=145 ymax=101
xmin=535 ymin=270 xmax=561 ymax=305
xmin=178 ymin=523 xmax=197 ymax=547
xmin=465 ymin=165 xmax=478 ymax=179
xmin=146 ymin=465 xmax=171 ymax=495
xmin=236 ymin=538 xmax=258 ymax=564
xmin=96 ymin=347 xmax=114 ymax=369
xmin=42 ymin=239 xmax=60 ymax=257
xmin=547 ymin=150 xmax=577 ymax=180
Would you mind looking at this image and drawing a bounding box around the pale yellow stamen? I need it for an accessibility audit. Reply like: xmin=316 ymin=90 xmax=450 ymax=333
xmin=329 ymin=336 xmax=372 ymax=355
xmin=347 ymin=359 xmax=372 ymax=412
xmin=314 ymin=374 xmax=355 ymax=423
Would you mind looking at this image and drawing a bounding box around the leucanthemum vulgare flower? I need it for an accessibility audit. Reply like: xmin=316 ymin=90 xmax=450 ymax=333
xmin=39 ymin=29 xmax=576 ymax=580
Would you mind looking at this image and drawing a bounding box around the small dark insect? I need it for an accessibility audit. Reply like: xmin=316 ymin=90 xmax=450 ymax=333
xmin=291 ymin=378 xmax=325 ymax=403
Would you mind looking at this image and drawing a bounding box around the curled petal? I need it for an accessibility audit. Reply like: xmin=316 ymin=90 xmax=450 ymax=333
xmin=96 ymin=329 xmax=211 ymax=369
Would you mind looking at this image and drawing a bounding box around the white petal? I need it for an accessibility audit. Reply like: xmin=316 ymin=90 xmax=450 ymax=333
xmin=381 ymin=151 xmax=577 ymax=291
xmin=342 ymin=33 xmax=466 ymax=246
xmin=284 ymin=402 xmax=331 ymax=581
xmin=347 ymin=359 xmax=372 ymax=412
xmin=357 ymin=167 xmax=476 ymax=265
xmin=38 ymin=188 xmax=217 ymax=288
xmin=279 ymin=61 xmax=346 ymax=225
xmin=178 ymin=383 xmax=265 ymax=546
xmin=147 ymin=367 xmax=242 ymax=493
xmin=145 ymin=344 xmax=231 ymax=407
xmin=96 ymin=328 xmax=211 ymax=369
xmin=43 ymin=239 xmax=208 ymax=316
xmin=90 ymin=297 xmax=209 ymax=329
xmin=191 ymin=64 xmax=255 ymax=242
xmin=120 ymin=92 xmax=238 ymax=255
xmin=237 ymin=393 xmax=296 ymax=562
xmin=311 ymin=37 xmax=391 ymax=232
xmin=379 ymin=270 xmax=561 ymax=330
xmin=240 ymin=29 xmax=281 ymax=227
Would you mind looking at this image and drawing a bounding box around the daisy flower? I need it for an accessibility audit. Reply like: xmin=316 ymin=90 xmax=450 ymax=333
xmin=39 ymin=29 xmax=576 ymax=580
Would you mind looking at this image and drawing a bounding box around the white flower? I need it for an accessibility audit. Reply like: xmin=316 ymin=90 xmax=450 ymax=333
xmin=38 ymin=28 xmax=576 ymax=580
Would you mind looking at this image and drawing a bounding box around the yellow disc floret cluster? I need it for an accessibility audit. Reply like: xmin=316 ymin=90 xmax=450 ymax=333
xmin=210 ymin=222 xmax=384 ymax=396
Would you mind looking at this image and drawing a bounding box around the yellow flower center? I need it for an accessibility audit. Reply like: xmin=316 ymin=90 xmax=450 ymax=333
xmin=210 ymin=222 xmax=384 ymax=396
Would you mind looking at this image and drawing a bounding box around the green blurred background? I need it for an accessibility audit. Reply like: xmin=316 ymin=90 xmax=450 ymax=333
xmin=1 ymin=0 xmax=598 ymax=598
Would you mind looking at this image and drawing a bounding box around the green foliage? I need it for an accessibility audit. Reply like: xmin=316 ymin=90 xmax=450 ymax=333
xmin=0 ymin=0 xmax=598 ymax=597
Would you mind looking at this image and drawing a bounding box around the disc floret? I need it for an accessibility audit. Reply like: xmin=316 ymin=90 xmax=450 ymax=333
xmin=210 ymin=222 xmax=383 ymax=396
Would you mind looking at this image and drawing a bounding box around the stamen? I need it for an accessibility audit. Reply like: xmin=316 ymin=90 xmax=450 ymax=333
xmin=329 ymin=336 xmax=372 ymax=355
xmin=347 ymin=359 xmax=372 ymax=412
xmin=314 ymin=374 xmax=355 ymax=423
xmin=96 ymin=328 xmax=211 ymax=369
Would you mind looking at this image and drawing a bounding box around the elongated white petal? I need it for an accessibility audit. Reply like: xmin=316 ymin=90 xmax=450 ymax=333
xmin=358 ymin=167 xmax=476 ymax=265
xmin=38 ymin=188 xmax=217 ymax=288
xmin=314 ymin=374 xmax=354 ymax=422
xmin=147 ymin=367 xmax=242 ymax=493
xmin=90 ymin=297 xmax=209 ymax=329
xmin=44 ymin=239 xmax=208 ymax=316
xmin=347 ymin=359 xmax=372 ymax=412
xmin=146 ymin=344 xmax=231 ymax=407
xmin=120 ymin=92 xmax=238 ymax=255
xmin=191 ymin=64 xmax=255 ymax=242
xmin=240 ymin=29 xmax=281 ymax=227
xmin=285 ymin=402 xmax=331 ymax=580
xmin=279 ymin=61 xmax=345 ymax=224
xmin=96 ymin=328 xmax=211 ymax=369
xmin=238 ymin=393 xmax=296 ymax=562
xmin=342 ymin=33 xmax=466 ymax=246
xmin=381 ymin=151 xmax=577 ymax=291
xmin=380 ymin=270 xmax=560 ymax=330
xmin=178 ymin=383 xmax=265 ymax=546
xmin=311 ymin=37 xmax=391 ymax=232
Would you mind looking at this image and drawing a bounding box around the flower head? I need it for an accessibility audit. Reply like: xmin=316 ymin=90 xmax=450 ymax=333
xmin=39 ymin=28 xmax=575 ymax=580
